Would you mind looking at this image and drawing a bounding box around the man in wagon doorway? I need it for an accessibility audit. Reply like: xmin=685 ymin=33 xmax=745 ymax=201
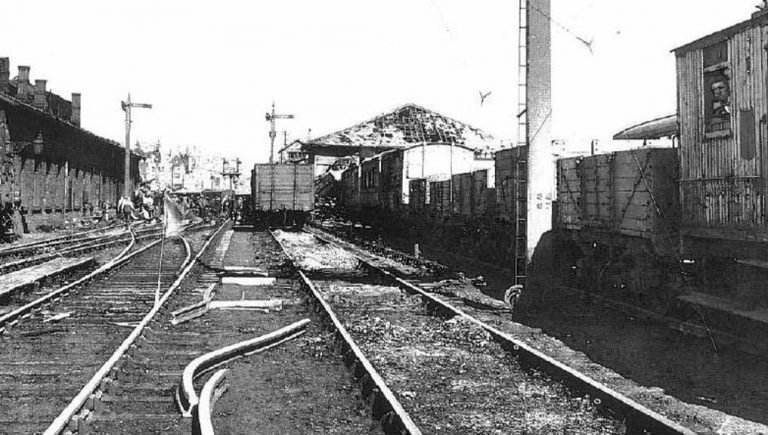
xmin=711 ymin=79 xmax=731 ymax=120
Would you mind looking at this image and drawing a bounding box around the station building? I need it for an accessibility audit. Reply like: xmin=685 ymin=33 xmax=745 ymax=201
xmin=0 ymin=57 xmax=139 ymax=231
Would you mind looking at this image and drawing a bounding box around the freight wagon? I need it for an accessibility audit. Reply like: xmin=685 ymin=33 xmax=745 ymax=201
xmin=251 ymin=163 xmax=314 ymax=227
xmin=341 ymin=142 xmax=493 ymax=216
xmin=333 ymin=8 xmax=768 ymax=328
xmin=553 ymin=147 xmax=680 ymax=294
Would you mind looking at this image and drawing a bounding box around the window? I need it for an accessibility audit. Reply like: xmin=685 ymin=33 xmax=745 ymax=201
xmin=703 ymin=41 xmax=731 ymax=135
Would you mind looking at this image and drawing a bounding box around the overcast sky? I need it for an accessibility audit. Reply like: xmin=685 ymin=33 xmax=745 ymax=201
xmin=1 ymin=1 xmax=760 ymax=163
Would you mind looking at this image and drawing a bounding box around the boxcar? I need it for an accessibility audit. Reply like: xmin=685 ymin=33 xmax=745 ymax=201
xmin=251 ymin=163 xmax=314 ymax=226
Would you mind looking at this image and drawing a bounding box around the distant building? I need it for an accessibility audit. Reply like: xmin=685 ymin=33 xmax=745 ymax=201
xmin=137 ymin=143 xmax=249 ymax=194
xmin=278 ymin=139 xmax=309 ymax=164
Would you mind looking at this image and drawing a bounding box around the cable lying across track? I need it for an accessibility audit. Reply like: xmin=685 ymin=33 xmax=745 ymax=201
xmin=183 ymin=319 xmax=311 ymax=434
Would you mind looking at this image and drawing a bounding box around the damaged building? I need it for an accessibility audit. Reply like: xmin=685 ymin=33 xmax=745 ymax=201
xmin=0 ymin=57 xmax=140 ymax=231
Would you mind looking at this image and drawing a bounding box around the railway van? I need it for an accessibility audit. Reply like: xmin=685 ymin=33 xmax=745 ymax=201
xmin=251 ymin=163 xmax=314 ymax=227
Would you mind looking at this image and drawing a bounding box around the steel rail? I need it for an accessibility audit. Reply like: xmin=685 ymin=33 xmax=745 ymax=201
xmin=0 ymin=221 xmax=200 ymax=329
xmin=0 ymin=223 xmax=122 ymax=256
xmin=0 ymin=236 xmax=158 ymax=330
xmin=0 ymin=221 xmax=161 ymax=260
xmin=270 ymin=230 xmax=422 ymax=435
xmin=0 ymin=227 xmax=160 ymax=275
xmin=44 ymin=220 xmax=228 ymax=435
xmin=313 ymin=231 xmax=697 ymax=435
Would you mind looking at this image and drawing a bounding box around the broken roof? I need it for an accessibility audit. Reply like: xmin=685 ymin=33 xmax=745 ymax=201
xmin=304 ymin=104 xmax=500 ymax=157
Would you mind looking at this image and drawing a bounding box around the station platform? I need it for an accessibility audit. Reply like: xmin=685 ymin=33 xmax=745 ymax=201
xmin=677 ymin=291 xmax=768 ymax=354
xmin=0 ymin=256 xmax=95 ymax=299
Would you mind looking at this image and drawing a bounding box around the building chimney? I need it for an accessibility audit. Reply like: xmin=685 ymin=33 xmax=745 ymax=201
xmin=16 ymin=66 xmax=31 ymax=100
xmin=71 ymin=93 xmax=81 ymax=127
xmin=33 ymin=79 xmax=47 ymax=110
xmin=0 ymin=58 xmax=9 ymax=94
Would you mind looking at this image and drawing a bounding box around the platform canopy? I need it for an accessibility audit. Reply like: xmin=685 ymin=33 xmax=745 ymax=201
xmin=303 ymin=103 xmax=502 ymax=157
xmin=613 ymin=114 xmax=678 ymax=140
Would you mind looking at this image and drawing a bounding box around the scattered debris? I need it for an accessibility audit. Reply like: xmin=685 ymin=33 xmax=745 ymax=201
xmin=209 ymin=299 xmax=283 ymax=311
xmin=21 ymin=328 xmax=65 ymax=337
xmin=220 ymin=277 xmax=276 ymax=286
xmin=42 ymin=312 xmax=72 ymax=323
xmin=111 ymin=322 xmax=140 ymax=328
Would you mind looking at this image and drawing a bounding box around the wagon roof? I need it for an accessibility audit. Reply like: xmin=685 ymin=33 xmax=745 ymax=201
xmin=613 ymin=114 xmax=677 ymax=140
xmin=672 ymin=11 xmax=768 ymax=55
xmin=303 ymin=103 xmax=501 ymax=157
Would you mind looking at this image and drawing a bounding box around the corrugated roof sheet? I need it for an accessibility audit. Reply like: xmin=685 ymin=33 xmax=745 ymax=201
xmin=613 ymin=115 xmax=678 ymax=140
xmin=306 ymin=104 xmax=499 ymax=153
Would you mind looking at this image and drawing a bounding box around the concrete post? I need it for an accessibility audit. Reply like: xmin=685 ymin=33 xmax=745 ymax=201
xmin=525 ymin=0 xmax=554 ymax=260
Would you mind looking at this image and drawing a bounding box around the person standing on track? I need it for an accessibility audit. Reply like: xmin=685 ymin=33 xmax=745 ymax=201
xmin=118 ymin=196 xmax=134 ymax=229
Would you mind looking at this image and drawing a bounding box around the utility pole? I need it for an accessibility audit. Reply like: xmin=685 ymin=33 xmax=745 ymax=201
xmin=121 ymin=93 xmax=152 ymax=199
xmin=522 ymin=0 xmax=553 ymax=282
xmin=265 ymin=102 xmax=294 ymax=164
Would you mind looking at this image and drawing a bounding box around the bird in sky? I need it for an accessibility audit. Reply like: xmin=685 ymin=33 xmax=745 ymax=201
xmin=577 ymin=36 xmax=594 ymax=54
xmin=479 ymin=91 xmax=492 ymax=106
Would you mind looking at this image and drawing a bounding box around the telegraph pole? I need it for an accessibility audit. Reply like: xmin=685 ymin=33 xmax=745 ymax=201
xmin=121 ymin=93 xmax=152 ymax=199
xmin=265 ymin=102 xmax=294 ymax=164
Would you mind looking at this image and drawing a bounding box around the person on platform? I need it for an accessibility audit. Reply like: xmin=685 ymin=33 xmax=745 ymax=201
xmin=10 ymin=204 xmax=24 ymax=238
xmin=0 ymin=203 xmax=14 ymax=243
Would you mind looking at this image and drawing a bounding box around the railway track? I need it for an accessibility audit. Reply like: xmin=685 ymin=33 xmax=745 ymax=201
xmin=0 ymin=224 xmax=124 ymax=259
xmin=83 ymin=225 xmax=382 ymax=434
xmin=0 ymin=221 xmax=698 ymax=434
xmin=0 ymin=224 xmax=170 ymax=324
xmin=272 ymin=229 xmax=696 ymax=435
xmin=0 ymin=223 xmax=164 ymax=275
xmin=0 ymin=230 xmax=192 ymax=434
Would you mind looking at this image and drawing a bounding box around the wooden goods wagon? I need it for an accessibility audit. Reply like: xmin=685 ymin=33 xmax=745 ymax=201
xmin=451 ymin=172 xmax=473 ymax=216
xmin=429 ymin=180 xmax=451 ymax=214
xmin=494 ymin=146 xmax=528 ymax=222
xmin=674 ymin=10 xmax=768 ymax=251
xmin=555 ymin=148 xmax=678 ymax=253
xmin=339 ymin=165 xmax=359 ymax=210
xmin=251 ymin=163 xmax=314 ymax=212
xmin=379 ymin=150 xmax=403 ymax=211
xmin=471 ymin=170 xmax=495 ymax=217
xmin=356 ymin=143 xmax=481 ymax=212
xmin=448 ymin=169 xmax=494 ymax=218
xmin=358 ymin=156 xmax=381 ymax=208
xmin=409 ymin=179 xmax=427 ymax=212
